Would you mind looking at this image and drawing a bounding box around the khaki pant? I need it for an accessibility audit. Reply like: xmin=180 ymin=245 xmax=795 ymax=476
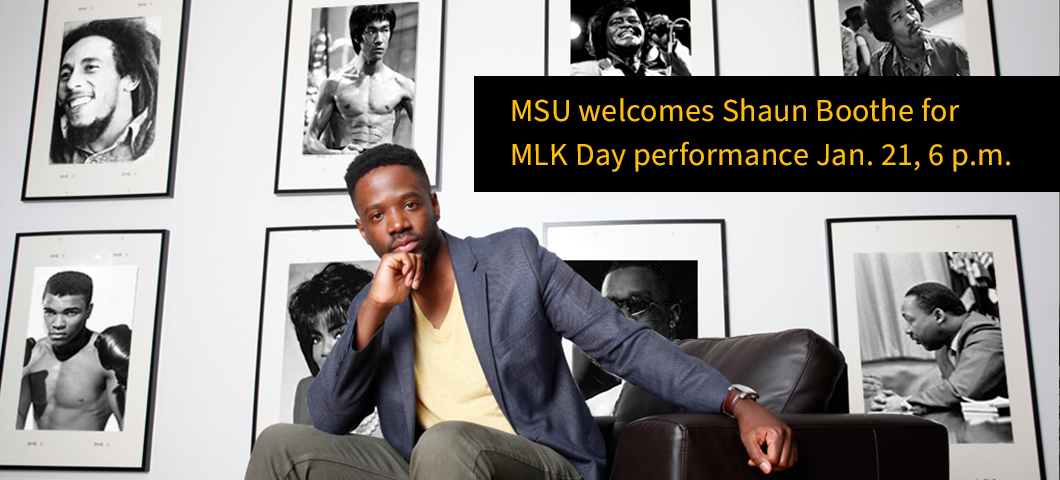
xmin=246 ymin=421 xmax=582 ymax=480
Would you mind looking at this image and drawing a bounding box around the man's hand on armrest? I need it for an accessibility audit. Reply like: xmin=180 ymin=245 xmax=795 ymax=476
xmin=733 ymin=399 xmax=797 ymax=474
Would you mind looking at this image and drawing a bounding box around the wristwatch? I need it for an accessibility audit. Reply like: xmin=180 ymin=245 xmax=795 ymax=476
xmin=722 ymin=384 xmax=759 ymax=418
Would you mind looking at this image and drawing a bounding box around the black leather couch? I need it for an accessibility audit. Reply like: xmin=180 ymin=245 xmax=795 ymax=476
xmin=594 ymin=329 xmax=949 ymax=480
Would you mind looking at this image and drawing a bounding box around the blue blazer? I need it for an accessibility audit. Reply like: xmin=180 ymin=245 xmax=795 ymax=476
xmin=308 ymin=228 xmax=731 ymax=480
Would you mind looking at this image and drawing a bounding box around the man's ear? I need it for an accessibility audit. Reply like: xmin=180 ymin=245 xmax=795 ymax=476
xmin=932 ymin=308 xmax=945 ymax=324
xmin=120 ymin=75 xmax=140 ymax=93
xmin=85 ymin=303 xmax=94 ymax=319
xmin=431 ymin=192 xmax=440 ymax=221
xmin=667 ymin=303 xmax=681 ymax=338
xmin=355 ymin=219 xmax=369 ymax=244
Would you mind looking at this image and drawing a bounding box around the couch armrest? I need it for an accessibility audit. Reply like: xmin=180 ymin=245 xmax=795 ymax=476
xmin=610 ymin=413 xmax=948 ymax=480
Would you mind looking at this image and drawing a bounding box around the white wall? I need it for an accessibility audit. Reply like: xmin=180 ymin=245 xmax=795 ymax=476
xmin=0 ymin=0 xmax=1057 ymax=479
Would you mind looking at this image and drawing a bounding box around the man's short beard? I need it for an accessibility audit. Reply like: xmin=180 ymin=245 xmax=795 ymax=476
xmin=418 ymin=226 xmax=442 ymax=274
xmin=65 ymin=110 xmax=114 ymax=148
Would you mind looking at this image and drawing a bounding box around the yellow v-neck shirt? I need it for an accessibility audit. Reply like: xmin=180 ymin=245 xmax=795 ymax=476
xmin=412 ymin=283 xmax=515 ymax=434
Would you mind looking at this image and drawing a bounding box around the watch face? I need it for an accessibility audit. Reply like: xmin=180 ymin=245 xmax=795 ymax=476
xmin=731 ymin=384 xmax=759 ymax=398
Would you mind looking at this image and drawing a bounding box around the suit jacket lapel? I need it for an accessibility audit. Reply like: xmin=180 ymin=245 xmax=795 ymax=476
xmin=387 ymin=300 xmax=418 ymax=448
xmin=444 ymin=231 xmax=509 ymax=420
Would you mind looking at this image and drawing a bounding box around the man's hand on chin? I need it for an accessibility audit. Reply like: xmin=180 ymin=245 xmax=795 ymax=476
xmin=355 ymin=251 xmax=425 ymax=350
xmin=369 ymin=251 xmax=425 ymax=305
xmin=733 ymin=399 xmax=797 ymax=474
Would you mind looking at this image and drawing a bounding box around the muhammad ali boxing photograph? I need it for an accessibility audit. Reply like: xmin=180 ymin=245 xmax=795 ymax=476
xmin=19 ymin=267 xmax=138 ymax=433
xmin=0 ymin=230 xmax=167 ymax=470
xmin=547 ymin=0 xmax=717 ymax=75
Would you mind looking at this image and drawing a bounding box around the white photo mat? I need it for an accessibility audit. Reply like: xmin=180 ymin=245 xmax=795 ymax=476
xmin=544 ymin=220 xmax=728 ymax=369
xmin=253 ymin=226 xmax=379 ymax=445
xmin=828 ymin=217 xmax=1042 ymax=480
xmin=0 ymin=231 xmax=166 ymax=470
xmin=811 ymin=0 xmax=997 ymax=76
xmin=275 ymin=0 xmax=444 ymax=192
xmin=23 ymin=0 xmax=187 ymax=199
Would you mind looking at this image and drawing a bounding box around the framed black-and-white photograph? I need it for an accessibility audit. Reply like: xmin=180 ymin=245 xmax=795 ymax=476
xmin=252 ymin=226 xmax=383 ymax=448
xmin=828 ymin=216 xmax=1043 ymax=479
xmin=0 ymin=230 xmax=167 ymax=470
xmin=810 ymin=0 xmax=997 ymax=75
xmin=275 ymin=0 xmax=445 ymax=193
xmin=544 ymin=220 xmax=727 ymax=415
xmin=22 ymin=0 xmax=190 ymax=200
xmin=546 ymin=0 xmax=717 ymax=76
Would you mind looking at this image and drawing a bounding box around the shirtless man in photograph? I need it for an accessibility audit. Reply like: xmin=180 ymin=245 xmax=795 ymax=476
xmin=18 ymin=271 xmax=129 ymax=431
xmin=303 ymin=4 xmax=415 ymax=155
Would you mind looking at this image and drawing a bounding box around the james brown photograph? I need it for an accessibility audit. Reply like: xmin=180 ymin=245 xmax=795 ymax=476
xmin=569 ymin=0 xmax=692 ymax=76
xmin=853 ymin=251 xmax=1010 ymax=444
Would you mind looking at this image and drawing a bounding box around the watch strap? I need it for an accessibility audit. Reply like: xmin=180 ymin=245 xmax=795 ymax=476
xmin=722 ymin=388 xmax=741 ymax=417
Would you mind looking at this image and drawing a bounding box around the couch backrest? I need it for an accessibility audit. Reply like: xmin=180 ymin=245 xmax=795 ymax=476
xmin=612 ymin=329 xmax=847 ymax=419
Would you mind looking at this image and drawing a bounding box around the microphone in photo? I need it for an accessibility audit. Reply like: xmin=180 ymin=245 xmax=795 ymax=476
xmin=647 ymin=15 xmax=689 ymax=37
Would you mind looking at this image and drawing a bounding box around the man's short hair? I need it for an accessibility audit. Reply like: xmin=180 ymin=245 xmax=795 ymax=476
xmin=587 ymin=0 xmax=649 ymax=60
xmin=343 ymin=144 xmax=431 ymax=202
xmin=288 ymin=263 xmax=374 ymax=375
xmin=44 ymin=271 xmax=94 ymax=305
xmin=52 ymin=17 xmax=161 ymax=162
xmin=864 ymin=0 xmax=924 ymax=43
xmin=605 ymin=261 xmax=675 ymax=303
xmin=348 ymin=4 xmax=397 ymax=54
xmin=905 ymin=282 xmax=967 ymax=316
xmin=845 ymin=6 xmax=866 ymax=30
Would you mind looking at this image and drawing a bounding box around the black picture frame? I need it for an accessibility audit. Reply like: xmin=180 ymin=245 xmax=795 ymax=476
xmin=0 ymin=230 xmax=168 ymax=470
xmin=809 ymin=0 xmax=999 ymax=75
xmin=251 ymin=226 xmax=383 ymax=449
xmin=544 ymin=219 xmax=729 ymax=416
xmin=22 ymin=0 xmax=190 ymax=200
xmin=274 ymin=0 xmax=446 ymax=194
xmin=545 ymin=0 xmax=718 ymax=75
xmin=827 ymin=215 xmax=1043 ymax=479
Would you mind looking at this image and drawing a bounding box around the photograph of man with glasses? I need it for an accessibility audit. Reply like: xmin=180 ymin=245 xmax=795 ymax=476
xmin=566 ymin=260 xmax=697 ymax=415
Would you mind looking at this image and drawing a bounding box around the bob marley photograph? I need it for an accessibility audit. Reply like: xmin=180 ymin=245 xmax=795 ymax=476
xmin=22 ymin=0 xmax=189 ymax=200
xmin=49 ymin=17 xmax=161 ymax=164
